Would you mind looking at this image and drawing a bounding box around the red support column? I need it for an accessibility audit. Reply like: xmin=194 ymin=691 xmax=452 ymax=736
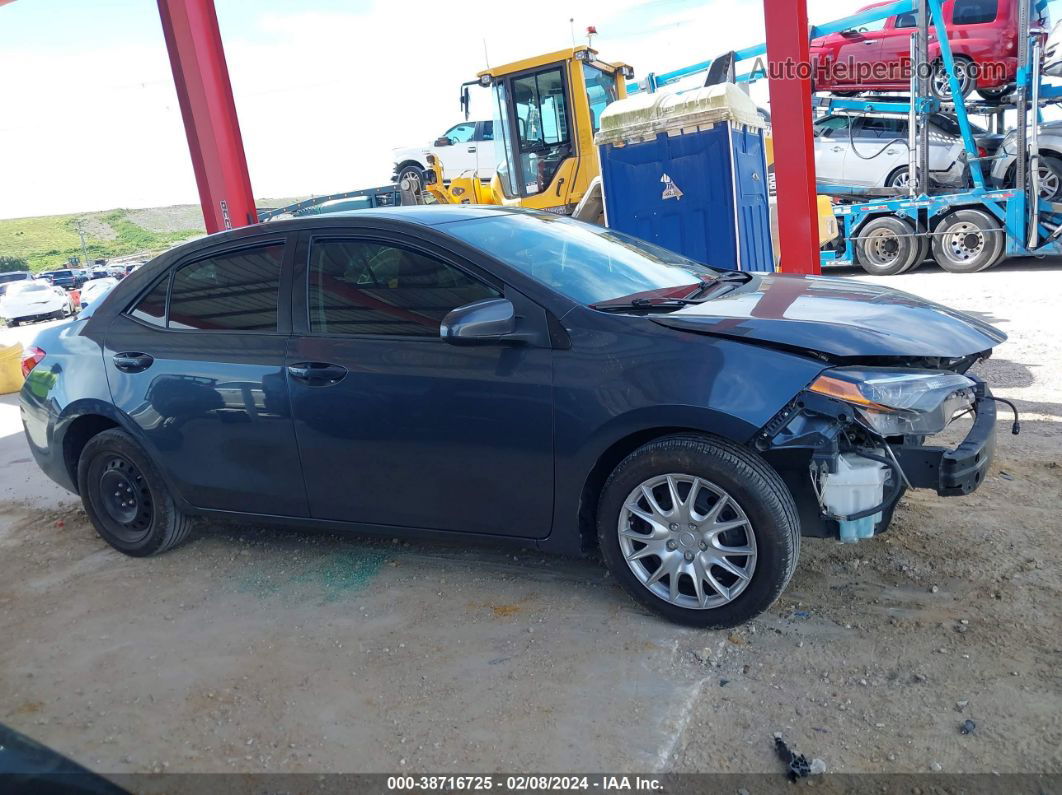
xmin=158 ymin=0 xmax=256 ymax=233
xmin=765 ymin=0 xmax=821 ymax=274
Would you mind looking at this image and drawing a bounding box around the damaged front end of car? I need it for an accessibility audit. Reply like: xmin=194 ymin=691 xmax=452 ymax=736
xmin=757 ymin=356 xmax=1004 ymax=543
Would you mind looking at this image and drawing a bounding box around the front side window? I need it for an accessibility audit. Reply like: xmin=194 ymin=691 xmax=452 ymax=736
xmin=167 ymin=244 xmax=283 ymax=331
xmin=445 ymin=213 xmax=719 ymax=306
xmin=444 ymin=123 xmax=476 ymax=144
xmin=952 ymin=0 xmax=996 ymax=25
xmin=583 ymin=64 xmax=618 ymax=134
xmin=814 ymin=116 xmax=853 ymax=138
xmin=308 ymin=240 xmax=499 ymax=337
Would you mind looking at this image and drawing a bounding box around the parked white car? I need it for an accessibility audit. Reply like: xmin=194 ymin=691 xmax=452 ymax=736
xmin=392 ymin=120 xmax=497 ymax=188
xmin=79 ymin=277 xmax=119 ymax=310
xmin=814 ymin=113 xmax=1002 ymax=190
xmin=0 ymin=280 xmax=75 ymax=326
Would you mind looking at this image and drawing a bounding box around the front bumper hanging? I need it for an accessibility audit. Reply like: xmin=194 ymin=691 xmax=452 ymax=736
xmin=892 ymin=378 xmax=997 ymax=497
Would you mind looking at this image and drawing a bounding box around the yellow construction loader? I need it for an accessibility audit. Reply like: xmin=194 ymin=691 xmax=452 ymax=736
xmin=416 ymin=45 xmax=837 ymax=249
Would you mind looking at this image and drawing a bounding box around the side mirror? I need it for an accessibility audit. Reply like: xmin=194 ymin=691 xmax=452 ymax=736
xmin=434 ymin=136 xmax=451 ymax=147
xmin=440 ymin=298 xmax=516 ymax=344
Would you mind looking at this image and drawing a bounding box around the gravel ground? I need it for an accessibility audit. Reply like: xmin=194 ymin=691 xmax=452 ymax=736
xmin=0 ymin=261 xmax=1059 ymax=779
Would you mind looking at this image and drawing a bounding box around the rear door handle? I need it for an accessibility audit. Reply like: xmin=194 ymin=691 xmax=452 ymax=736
xmin=112 ymin=352 xmax=154 ymax=373
xmin=287 ymin=361 xmax=348 ymax=386
xmin=467 ymin=145 xmax=477 ymax=153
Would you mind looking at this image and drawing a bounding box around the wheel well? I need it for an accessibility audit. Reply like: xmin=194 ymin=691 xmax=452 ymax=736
xmin=62 ymin=415 xmax=119 ymax=492
xmin=577 ymin=427 xmax=710 ymax=553
xmin=884 ymin=164 xmax=908 ymax=187
xmin=395 ymin=159 xmax=425 ymax=174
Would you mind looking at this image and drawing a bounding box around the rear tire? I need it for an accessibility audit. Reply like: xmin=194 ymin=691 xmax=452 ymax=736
xmin=904 ymin=233 xmax=930 ymax=273
xmin=77 ymin=429 xmax=194 ymax=557
xmin=930 ymin=57 xmax=974 ymax=100
xmin=597 ymin=435 xmax=800 ymax=628
xmin=856 ymin=216 xmax=920 ymax=275
xmin=931 ymin=209 xmax=1003 ymax=273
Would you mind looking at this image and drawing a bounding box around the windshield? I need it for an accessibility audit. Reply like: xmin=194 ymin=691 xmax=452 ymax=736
xmin=445 ymin=212 xmax=719 ymax=305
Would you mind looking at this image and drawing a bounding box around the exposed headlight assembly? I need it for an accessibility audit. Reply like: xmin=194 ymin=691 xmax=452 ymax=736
xmin=808 ymin=367 xmax=976 ymax=437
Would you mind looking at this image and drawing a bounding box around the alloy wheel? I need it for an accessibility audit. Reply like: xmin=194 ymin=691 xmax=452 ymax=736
xmin=618 ymin=474 xmax=757 ymax=610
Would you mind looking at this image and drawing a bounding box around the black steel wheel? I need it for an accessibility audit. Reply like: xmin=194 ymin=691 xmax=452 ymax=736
xmin=78 ymin=428 xmax=193 ymax=556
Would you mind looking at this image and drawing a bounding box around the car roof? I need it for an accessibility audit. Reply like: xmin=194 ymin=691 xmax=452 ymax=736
xmin=183 ymin=205 xmax=549 ymax=249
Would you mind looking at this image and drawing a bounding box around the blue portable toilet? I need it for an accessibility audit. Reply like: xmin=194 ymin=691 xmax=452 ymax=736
xmin=595 ymin=84 xmax=774 ymax=271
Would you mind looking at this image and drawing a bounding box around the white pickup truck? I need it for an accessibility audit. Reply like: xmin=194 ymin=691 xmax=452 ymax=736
xmin=392 ymin=120 xmax=497 ymax=188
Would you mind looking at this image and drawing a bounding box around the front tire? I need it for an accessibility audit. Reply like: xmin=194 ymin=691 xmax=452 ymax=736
xmin=396 ymin=163 xmax=425 ymax=192
xmin=77 ymin=428 xmax=193 ymax=557
xmin=597 ymin=435 xmax=800 ymax=628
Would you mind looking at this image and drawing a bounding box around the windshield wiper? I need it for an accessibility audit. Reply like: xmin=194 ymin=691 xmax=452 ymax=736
xmin=591 ymin=297 xmax=696 ymax=312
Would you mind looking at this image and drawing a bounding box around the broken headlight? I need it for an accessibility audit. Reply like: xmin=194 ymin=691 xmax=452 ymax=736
xmin=808 ymin=367 xmax=976 ymax=437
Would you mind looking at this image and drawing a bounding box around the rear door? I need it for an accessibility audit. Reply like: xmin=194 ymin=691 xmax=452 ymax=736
xmin=104 ymin=234 xmax=308 ymax=517
xmin=286 ymin=227 xmax=555 ymax=538
xmin=845 ymin=117 xmax=909 ymax=186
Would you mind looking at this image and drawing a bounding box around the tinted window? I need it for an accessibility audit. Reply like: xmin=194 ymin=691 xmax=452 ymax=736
xmin=0 ymin=273 xmax=30 ymax=284
xmin=129 ymin=277 xmax=169 ymax=327
xmin=953 ymin=0 xmax=996 ymax=24
xmin=480 ymin=120 xmax=494 ymax=141
xmin=308 ymin=240 xmax=499 ymax=337
xmin=895 ymin=12 xmax=917 ymax=28
xmin=168 ymin=244 xmax=283 ymax=331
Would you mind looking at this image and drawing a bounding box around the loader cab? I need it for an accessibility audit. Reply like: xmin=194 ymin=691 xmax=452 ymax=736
xmin=478 ymin=47 xmax=630 ymax=211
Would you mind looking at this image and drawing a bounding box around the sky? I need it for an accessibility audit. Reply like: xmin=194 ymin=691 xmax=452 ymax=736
xmin=0 ymin=0 xmax=910 ymax=219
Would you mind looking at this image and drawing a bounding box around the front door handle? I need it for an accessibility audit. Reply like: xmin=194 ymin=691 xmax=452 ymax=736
xmin=112 ymin=352 xmax=154 ymax=373
xmin=831 ymin=146 xmax=844 ymax=152
xmin=287 ymin=361 xmax=348 ymax=386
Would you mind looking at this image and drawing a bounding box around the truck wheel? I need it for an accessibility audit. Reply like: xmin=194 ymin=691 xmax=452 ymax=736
xmin=855 ymin=216 xmax=919 ymax=275
xmin=597 ymin=435 xmax=799 ymax=629
xmin=903 ymin=233 xmax=930 ymax=273
xmin=396 ymin=164 xmax=425 ymax=192
xmin=77 ymin=429 xmax=194 ymax=557
xmin=931 ymin=209 xmax=1003 ymax=273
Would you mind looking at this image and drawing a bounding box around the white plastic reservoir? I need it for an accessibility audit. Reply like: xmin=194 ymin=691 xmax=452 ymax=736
xmin=820 ymin=454 xmax=888 ymax=543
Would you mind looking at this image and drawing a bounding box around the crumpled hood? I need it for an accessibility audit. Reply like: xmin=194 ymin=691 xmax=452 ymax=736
xmin=651 ymin=273 xmax=1006 ymax=359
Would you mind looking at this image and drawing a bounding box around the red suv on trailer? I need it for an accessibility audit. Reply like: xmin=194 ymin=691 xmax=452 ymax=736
xmin=810 ymin=0 xmax=1040 ymax=100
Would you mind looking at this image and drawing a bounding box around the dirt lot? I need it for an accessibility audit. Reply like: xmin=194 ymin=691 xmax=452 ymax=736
xmin=0 ymin=261 xmax=1059 ymax=778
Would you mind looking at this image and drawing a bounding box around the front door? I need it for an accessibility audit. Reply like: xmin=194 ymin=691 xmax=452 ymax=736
xmin=813 ymin=116 xmax=852 ymax=185
xmin=439 ymin=122 xmax=479 ymax=180
xmin=286 ymin=231 xmax=554 ymax=538
xmin=104 ymin=236 xmax=307 ymax=516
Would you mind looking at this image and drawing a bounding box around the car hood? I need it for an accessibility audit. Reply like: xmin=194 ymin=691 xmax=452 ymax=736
xmin=650 ymin=273 xmax=1006 ymax=359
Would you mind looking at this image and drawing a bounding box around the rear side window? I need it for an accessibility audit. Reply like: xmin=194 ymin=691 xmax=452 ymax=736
xmin=308 ymin=239 xmax=499 ymax=337
xmin=127 ymin=243 xmax=284 ymax=331
xmin=952 ymin=0 xmax=997 ymax=25
xmin=129 ymin=278 xmax=168 ymax=327
xmin=169 ymin=245 xmax=283 ymax=331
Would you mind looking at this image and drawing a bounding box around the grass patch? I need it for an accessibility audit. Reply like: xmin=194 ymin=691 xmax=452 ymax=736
xmin=0 ymin=208 xmax=204 ymax=272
